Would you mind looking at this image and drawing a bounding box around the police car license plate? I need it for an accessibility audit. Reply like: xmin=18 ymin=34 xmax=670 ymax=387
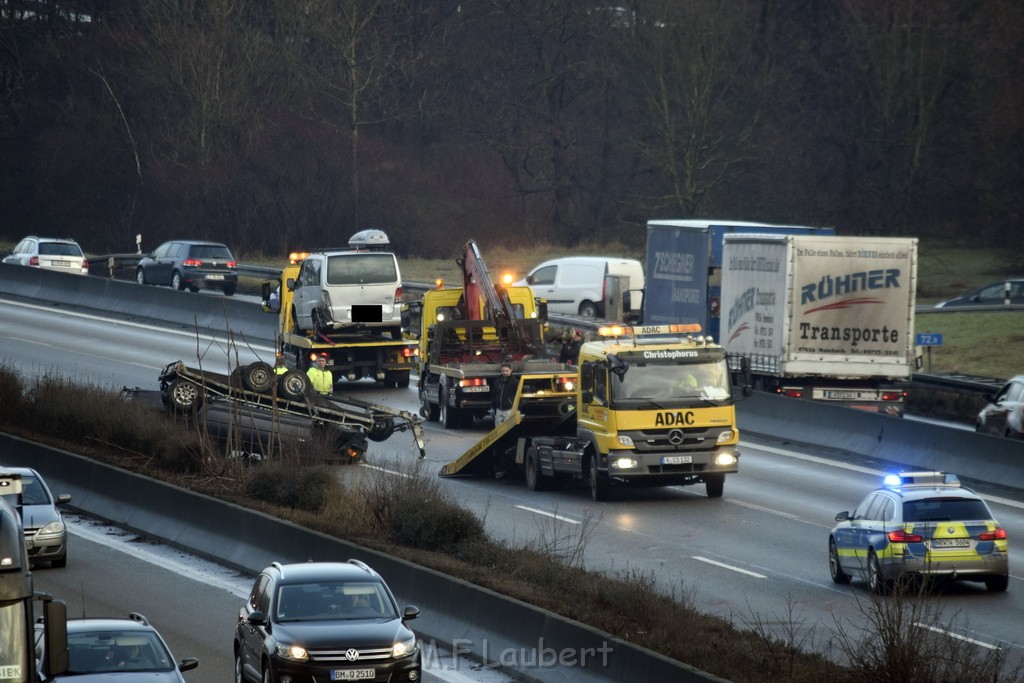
xmin=206 ymin=274 xmax=224 ymax=280
xmin=331 ymin=670 xmax=374 ymax=681
xmin=662 ymin=455 xmax=692 ymax=465
xmin=932 ymin=538 xmax=970 ymax=548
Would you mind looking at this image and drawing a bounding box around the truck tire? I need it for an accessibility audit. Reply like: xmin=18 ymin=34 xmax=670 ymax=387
xmin=440 ymin=386 xmax=460 ymax=429
xmin=705 ymin=473 xmax=725 ymax=498
xmin=395 ymin=371 xmax=410 ymax=389
xmin=168 ymin=379 xmax=202 ymax=413
xmin=525 ymin=447 xmax=549 ymax=491
xmin=589 ymin=453 xmax=610 ymax=501
xmin=389 ymin=327 xmax=403 ymax=340
xmin=278 ymin=370 xmax=309 ymax=401
xmin=243 ymin=362 xmax=276 ymax=393
xmin=419 ymin=388 xmax=439 ymax=422
xmin=367 ymin=417 xmax=396 ymax=442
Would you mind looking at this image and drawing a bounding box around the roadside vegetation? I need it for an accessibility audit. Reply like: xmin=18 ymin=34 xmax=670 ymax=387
xmin=1 ymin=361 xmax=1021 ymax=682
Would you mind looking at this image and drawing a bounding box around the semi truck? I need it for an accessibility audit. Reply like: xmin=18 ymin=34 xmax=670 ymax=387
xmin=0 ymin=469 xmax=68 ymax=682
xmin=720 ymin=234 xmax=918 ymax=416
xmin=644 ymin=219 xmax=835 ymax=339
xmin=414 ymin=241 xmax=578 ymax=429
xmin=442 ymin=324 xmax=746 ymax=501
xmin=261 ymin=231 xmax=418 ymax=389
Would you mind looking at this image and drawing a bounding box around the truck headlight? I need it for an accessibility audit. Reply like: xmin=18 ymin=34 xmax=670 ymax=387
xmin=276 ymin=644 xmax=309 ymax=662
xmin=715 ymin=452 xmax=738 ymax=466
xmin=611 ymin=457 xmax=638 ymax=469
xmin=716 ymin=430 xmax=734 ymax=444
xmin=617 ymin=435 xmax=634 ymax=447
xmin=392 ymin=636 xmax=418 ymax=658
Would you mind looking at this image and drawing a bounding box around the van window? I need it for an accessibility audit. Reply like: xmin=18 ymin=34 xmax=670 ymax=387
xmin=531 ymin=265 xmax=556 ymax=286
xmin=326 ymin=253 xmax=398 ymax=286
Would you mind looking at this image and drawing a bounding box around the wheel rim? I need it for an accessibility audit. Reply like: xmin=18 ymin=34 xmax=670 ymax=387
xmin=869 ymin=554 xmax=880 ymax=590
xmin=829 ymin=541 xmax=840 ymax=578
xmin=172 ymin=380 xmax=198 ymax=406
xmin=172 ymin=273 xmax=181 ymax=290
xmin=136 ymin=270 xmax=144 ymax=285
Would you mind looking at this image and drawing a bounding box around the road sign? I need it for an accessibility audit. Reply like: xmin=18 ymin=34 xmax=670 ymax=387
xmin=915 ymin=333 xmax=943 ymax=346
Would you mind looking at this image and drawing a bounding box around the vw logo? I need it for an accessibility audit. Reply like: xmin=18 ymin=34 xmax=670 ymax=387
xmin=668 ymin=429 xmax=685 ymax=445
xmin=345 ymin=649 xmax=360 ymax=661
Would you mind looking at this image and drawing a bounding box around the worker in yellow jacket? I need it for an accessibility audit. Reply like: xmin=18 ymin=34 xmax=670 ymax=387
xmin=307 ymin=354 xmax=334 ymax=396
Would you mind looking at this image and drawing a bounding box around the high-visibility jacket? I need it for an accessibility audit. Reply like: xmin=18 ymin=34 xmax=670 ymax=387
xmin=307 ymin=366 xmax=333 ymax=395
xmin=274 ymin=365 xmax=288 ymax=375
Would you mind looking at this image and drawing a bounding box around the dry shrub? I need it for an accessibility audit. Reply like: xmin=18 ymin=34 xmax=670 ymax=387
xmin=362 ymin=461 xmax=485 ymax=551
xmin=0 ymin=362 xmax=26 ymax=424
xmin=245 ymin=458 xmax=340 ymax=512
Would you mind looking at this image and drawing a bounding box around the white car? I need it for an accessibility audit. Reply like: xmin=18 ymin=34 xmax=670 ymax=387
xmin=3 ymin=236 xmax=89 ymax=275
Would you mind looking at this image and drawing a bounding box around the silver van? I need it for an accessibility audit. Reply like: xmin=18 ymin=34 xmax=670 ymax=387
xmin=517 ymin=256 xmax=645 ymax=317
xmin=289 ymin=230 xmax=404 ymax=338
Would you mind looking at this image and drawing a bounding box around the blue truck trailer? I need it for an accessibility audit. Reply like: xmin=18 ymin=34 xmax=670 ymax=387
xmin=643 ymin=219 xmax=835 ymax=339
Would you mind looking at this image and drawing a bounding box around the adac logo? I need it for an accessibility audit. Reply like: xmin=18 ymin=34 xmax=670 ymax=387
xmin=655 ymin=411 xmax=695 ymax=426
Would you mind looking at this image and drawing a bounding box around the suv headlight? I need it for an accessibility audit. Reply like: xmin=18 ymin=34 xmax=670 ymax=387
xmin=276 ymin=643 xmax=309 ymax=662
xmin=393 ymin=635 xmax=417 ymax=658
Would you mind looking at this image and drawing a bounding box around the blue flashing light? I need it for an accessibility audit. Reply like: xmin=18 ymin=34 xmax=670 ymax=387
xmin=883 ymin=474 xmax=903 ymax=488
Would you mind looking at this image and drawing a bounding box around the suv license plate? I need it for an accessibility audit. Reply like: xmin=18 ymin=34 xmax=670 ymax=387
xmin=331 ymin=670 xmax=374 ymax=681
xmin=932 ymin=538 xmax=970 ymax=548
xmin=206 ymin=274 xmax=224 ymax=280
xmin=662 ymin=455 xmax=692 ymax=465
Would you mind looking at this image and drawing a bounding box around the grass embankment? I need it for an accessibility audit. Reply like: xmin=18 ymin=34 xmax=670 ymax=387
xmin=1 ymin=365 xmax=1021 ymax=682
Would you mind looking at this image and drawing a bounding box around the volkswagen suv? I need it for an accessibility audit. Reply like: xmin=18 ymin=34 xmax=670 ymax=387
xmin=234 ymin=560 xmax=421 ymax=682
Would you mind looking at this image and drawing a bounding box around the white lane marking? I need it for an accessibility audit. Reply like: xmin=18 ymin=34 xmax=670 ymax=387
xmin=1 ymin=298 xmax=274 ymax=352
xmin=725 ymin=498 xmax=816 ymax=524
xmin=515 ymin=505 xmax=579 ymax=524
xmin=68 ymin=518 xmax=251 ymax=598
xmin=913 ymin=623 xmax=1000 ymax=650
xmin=692 ymin=556 xmax=767 ymax=579
xmin=360 ymin=463 xmax=414 ymax=478
xmin=750 ymin=442 xmax=1024 ymax=511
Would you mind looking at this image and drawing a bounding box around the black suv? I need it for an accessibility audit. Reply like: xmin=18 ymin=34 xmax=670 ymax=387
xmin=136 ymin=240 xmax=238 ymax=295
xmin=234 ymin=560 xmax=421 ymax=682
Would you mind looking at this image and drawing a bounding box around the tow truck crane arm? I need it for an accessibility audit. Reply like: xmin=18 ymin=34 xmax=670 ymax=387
xmin=456 ymin=240 xmax=539 ymax=355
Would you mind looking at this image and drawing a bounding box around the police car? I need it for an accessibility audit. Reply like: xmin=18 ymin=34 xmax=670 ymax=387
xmin=829 ymin=472 xmax=1009 ymax=593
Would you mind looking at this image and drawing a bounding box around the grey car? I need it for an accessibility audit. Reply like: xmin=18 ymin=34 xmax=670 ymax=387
xmin=934 ymin=278 xmax=1024 ymax=308
xmin=976 ymin=375 xmax=1024 ymax=440
xmin=0 ymin=466 xmax=70 ymax=568
xmin=35 ymin=612 xmax=198 ymax=681
xmin=135 ymin=239 xmax=238 ymax=295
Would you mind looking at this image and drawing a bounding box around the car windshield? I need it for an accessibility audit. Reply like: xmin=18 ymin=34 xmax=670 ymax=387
xmin=0 ymin=475 xmax=49 ymax=506
xmin=610 ymin=359 xmax=732 ymax=403
xmin=902 ymin=497 xmax=991 ymax=522
xmin=38 ymin=242 xmax=82 ymax=256
xmin=276 ymin=581 xmax=397 ymax=621
xmin=326 ymin=253 xmax=398 ymax=285
xmin=64 ymin=630 xmax=174 ymax=675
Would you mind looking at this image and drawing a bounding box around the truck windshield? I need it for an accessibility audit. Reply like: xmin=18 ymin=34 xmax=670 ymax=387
xmin=0 ymin=601 xmax=31 ymax=683
xmin=610 ymin=359 xmax=731 ymax=403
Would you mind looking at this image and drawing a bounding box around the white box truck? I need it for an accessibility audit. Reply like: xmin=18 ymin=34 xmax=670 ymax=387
xmin=720 ymin=234 xmax=918 ymax=416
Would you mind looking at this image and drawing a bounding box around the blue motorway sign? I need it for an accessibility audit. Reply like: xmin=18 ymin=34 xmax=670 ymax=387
xmin=915 ymin=332 xmax=944 ymax=346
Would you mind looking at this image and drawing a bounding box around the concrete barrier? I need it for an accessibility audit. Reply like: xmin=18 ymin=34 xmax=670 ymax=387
xmin=739 ymin=392 xmax=1024 ymax=490
xmin=0 ymin=262 xmax=275 ymax=344
xmin=0 ymin=433 xmax=718 ymax=682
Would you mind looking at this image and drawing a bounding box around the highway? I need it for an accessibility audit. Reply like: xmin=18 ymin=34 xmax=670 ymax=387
xmin=2 ymin=294 xmax=1022 ymax=677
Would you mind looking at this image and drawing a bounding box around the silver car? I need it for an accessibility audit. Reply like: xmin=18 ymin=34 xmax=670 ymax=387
xmin=976 ymin=375 xmax=1024 ymax=440
xmin=0 ymin=466 xmax=71 ymax=568
xmin=2 ymin=236 xmax=89 ymax=275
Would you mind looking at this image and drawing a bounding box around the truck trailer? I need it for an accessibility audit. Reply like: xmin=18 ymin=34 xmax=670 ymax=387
xmin=644 ymin=219 xmax=835 ymax=339
xmin=720 ymin=234 xmax=918 ymax=416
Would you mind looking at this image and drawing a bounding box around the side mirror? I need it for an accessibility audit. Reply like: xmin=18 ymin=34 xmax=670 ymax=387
xmin=44 ymin=599 xmax=69 ymax=677
xmin=179 ymin=658 xmax=199 ymax=672
xmin=55 ymin=494 xmax=71 ymax=506
xmin=285 ymin=277 xmax=297 ymax=291
xmin=403 ymin=605 xmax=420 ymax=621
xmin=536 ymin=300 xmax=548 ymax=322
xmin=247 ymin=611 xmax=267 ymax=626
xmin=581 ymin=390 xmax=593 ymax=404
xmin=525 ymin=275 xmax=534 ymax=285
xmin=835 ymin=511 xmax=851 ymax=522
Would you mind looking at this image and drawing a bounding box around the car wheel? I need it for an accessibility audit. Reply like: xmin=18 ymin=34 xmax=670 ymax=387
xmin=395 ymin=371 xmax=411 ymax=389
xmin=867 ymin=550 xmax=888 ymax=594
xmin=234 ymin=651 xmax=245 ymax=683
xmin=135 ymin=268 xmax=146 ymax=285
xmin=985 ymin=574 xmax=1009 ymax=592
xmin=243 ymin=362 xmax=276 ymax=393
xmin=589 ymin=453 xmax=609 ymax=501
xmin=440 ymin=386 xmax=460 ymax=428
xmin=578 ymin=300 xmax=598 ymax=318
xmin=171 ymin=271 xmax=185 ymax=291
xmin=525 ymin=447 xmax=549 ymax=491
xmin=262 ymin=663 xmax=273 ymax=683
xmin=828 ymin=538 xmax=850 ymax=584
xmin=705 ymin=473 xmax=725 ymax=498
xmin=278 ymin=370 xmax=309 ymax=401
xmin=223 ymin=285 xmax=236 ymax=296
xmin=367 ymin=416 xmax=396 ymax=442
xmin=168 ymin=379 xmax=202 ymax=413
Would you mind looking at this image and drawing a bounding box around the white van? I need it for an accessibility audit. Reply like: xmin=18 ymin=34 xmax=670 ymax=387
xmin=517 ymin=256 xmax=644 ymax=317
xmin=290 ymin=230 xmax=404 ymax=338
